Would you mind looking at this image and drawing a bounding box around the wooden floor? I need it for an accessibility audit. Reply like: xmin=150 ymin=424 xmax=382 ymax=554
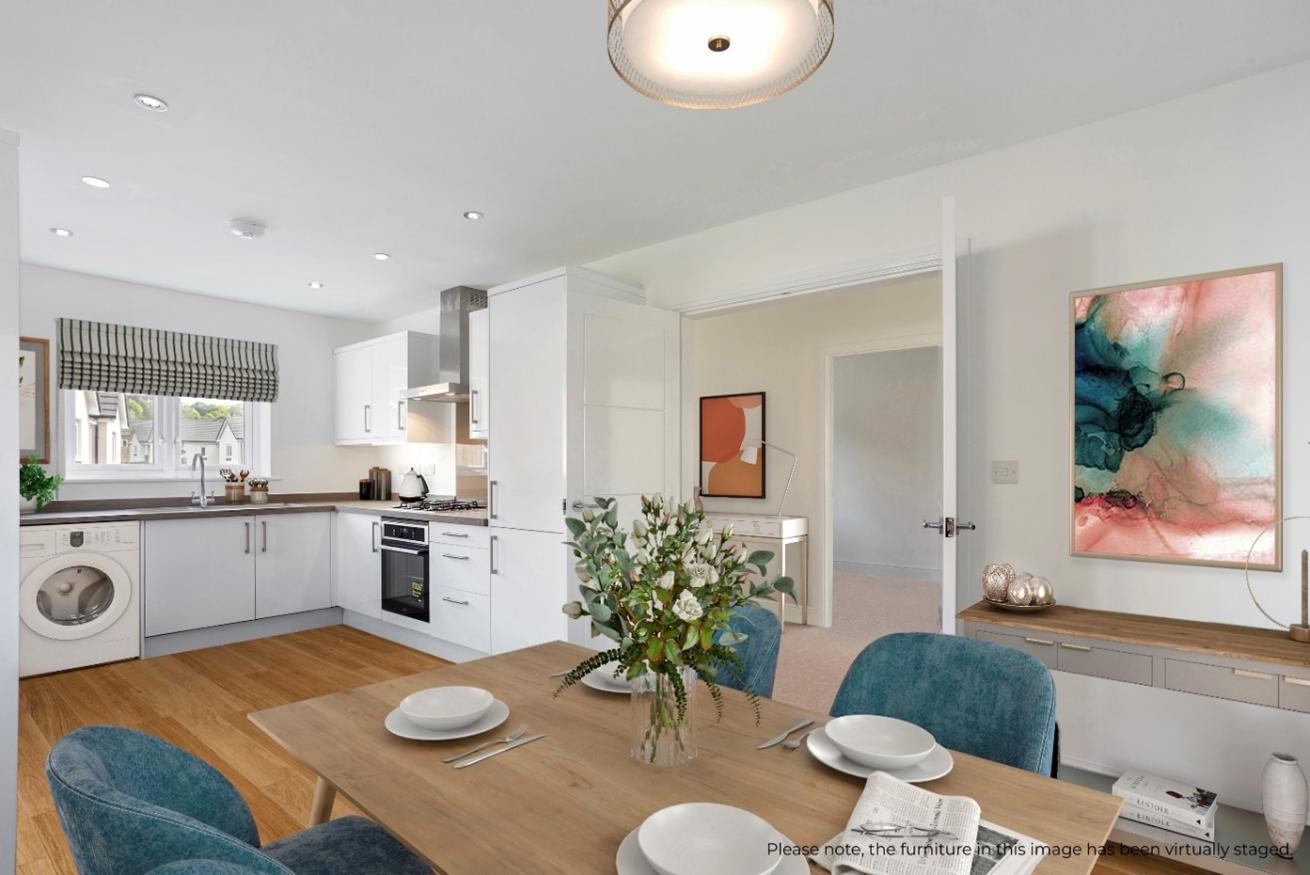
xmin=16 ymin=625 xmax=1200 ymax=875
xmin=18 ymin=626 xmax=448 ymax=874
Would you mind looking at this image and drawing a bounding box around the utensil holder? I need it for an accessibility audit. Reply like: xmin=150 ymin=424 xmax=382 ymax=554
xmin=224 ymin=484 xmax=245 ymax=504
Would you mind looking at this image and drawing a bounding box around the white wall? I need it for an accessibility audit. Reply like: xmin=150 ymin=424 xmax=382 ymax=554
xmin=20 ymin=265 xmax=381 ymax=499
xmin=592 ymin=59 xmax=1310 ymax=812
xmin=0 ymin=127 xmax=20 ymax=869
xmin=833 ymin=347 xmax=942 ymax=579
xmin=685 ymin=276 xmax=941 ymax=624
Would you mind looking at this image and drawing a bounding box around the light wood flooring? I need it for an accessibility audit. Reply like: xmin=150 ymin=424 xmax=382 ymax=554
xmin=18 ymin=626 xmax=447 ymax=874
xmin=16 ymin=625 xmax=1199 ymax=875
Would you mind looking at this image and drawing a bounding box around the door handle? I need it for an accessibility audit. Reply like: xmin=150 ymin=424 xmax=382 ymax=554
xmin=470 ymin=389 xmax=479 ymax=425
xmin=442 ymin=596 xmax=471 ymax=606
xmin=572 ymin=500 xmax=602 ymax=511
xmin=441 ymin=553 xmax=470 ymax=561
xmin=922 ymin=517 xmax=976 ymax=538
xmin=490 ymin=534 xmax=499 ymax=575
xmin=364 ymin=404 xmax=372 ymax=433
xmin=371 ymin=520 xmax=379 ymax=553
xmin=397 ymin=401 xmax=405 ymax=430
xmin=1234 ymin=668 xmax=1274 ymax=681
xmin=261 ymin=520 xmax=268 ymax=553
xmin=244 ymin=521 xmax=251 ymax=554
xmin=489 ymin=481 xmax=498 ymax=520
xmin=1061 ymin=643 xmax=1092 ymax=652
xmin=922 ymin=519 xmax=945 ymax=532
xmin=441 ymin=531 xmax=469 ymax=539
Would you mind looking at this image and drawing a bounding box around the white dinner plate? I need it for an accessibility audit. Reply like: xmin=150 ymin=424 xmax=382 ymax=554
xmin=384 ymin=699 xmax=509 ymax=741
xmin=807 ymin=727 xmax=954 ymax=782
xmin=581 ymin=663 xmax=632 ymax=695
xmin=616 ymin=826 xmax=809 ymax=875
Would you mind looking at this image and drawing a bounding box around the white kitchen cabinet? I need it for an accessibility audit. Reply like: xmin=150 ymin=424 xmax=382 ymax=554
xmin=467 ymin=307 xmax=489 ymax=440
xmin=487 ymin=275 xmax=567 ymax=532
xmin=144 ymin=516 xmax=256 ymax=636
xmin=489 ymin=528 xmax=569 ymax=655
xmin=334 ymin=331 xmax=438 ymax=446
xmin=254 ymin=512 xmax=333 ymax=619
xmin=431 ymin=585 xmax=491 ymax=653
xmin=334 ymin=512 xmax=381 ymax=618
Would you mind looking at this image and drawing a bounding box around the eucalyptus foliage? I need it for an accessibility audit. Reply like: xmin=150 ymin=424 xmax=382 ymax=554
xmin=557 ymin=495 xmax=795 ymax=726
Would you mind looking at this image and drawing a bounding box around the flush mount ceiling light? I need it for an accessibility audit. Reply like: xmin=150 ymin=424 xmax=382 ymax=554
xmin=463 ymin=210 xmax=484 ymax=220
xmin=308 ymin=281 xmax=324 ymax=289
xmin=229 ymin=218 xmax=266 ymax=240
xmin=50 ymin=227 xmax=73 ymax=238
xmin=80 ymin=176 xmax=111 ymax=189
xmin=607 ymin=0 xmax=834 ymax=109
xmin=133 ymin=93 xmax=169 ymax=112
xmin=372 ymin=252 xmax=391 ymax=261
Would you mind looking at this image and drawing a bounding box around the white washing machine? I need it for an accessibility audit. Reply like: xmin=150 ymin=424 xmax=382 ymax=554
xmin=20 ymin=522 xmax=141 ymax=677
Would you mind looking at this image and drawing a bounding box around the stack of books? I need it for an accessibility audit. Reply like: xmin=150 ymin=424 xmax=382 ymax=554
xmin=1112 ymin=771 xmax=1219 ymax=843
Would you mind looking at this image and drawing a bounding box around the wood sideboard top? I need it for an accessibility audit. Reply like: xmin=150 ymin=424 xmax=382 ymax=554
xmin=958 ymin=600 xmax=1310 ymax=669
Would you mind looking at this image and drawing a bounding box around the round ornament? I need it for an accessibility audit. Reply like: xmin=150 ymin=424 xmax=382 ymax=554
xmin=1006 ymin=577 xmax=1034 ymax=606
xmin=1030 ymin=576 xmax=1054 ymax=605
xmin=981 ymin=562 xmax=1015 ymax=602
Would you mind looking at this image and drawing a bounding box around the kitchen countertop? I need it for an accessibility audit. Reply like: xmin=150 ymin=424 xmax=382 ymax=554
xmin=20 ymin=499 xmax=489 ymax=527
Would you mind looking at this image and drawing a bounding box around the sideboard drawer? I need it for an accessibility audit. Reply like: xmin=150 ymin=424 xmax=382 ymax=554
xmin=1165 ymin=659 xmax=1278 ymax=706
xmin=976 ymin=629 xmax=1057 ymax=669
xmin=1279 ymin=676 xmax=1310 ymax=713
xmin=1057 ymin=642 xmax=1152 ymax=685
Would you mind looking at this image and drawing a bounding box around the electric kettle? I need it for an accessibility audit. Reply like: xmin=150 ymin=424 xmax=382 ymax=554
xmin=397 ymin=468 xmax=429 ymax=502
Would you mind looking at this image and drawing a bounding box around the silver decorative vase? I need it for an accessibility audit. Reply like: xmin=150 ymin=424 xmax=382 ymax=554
xmin=630 ymin=668 xmax=697 ymax=767
xmin=1263 ymin=752 xmax=1308 ymax=857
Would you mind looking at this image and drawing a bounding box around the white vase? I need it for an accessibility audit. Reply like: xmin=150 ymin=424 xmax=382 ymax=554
xmin=18 ymin=496 xmax=36 ymax=514
xmin=1263 ymin=752 xmax=1308 ymax=857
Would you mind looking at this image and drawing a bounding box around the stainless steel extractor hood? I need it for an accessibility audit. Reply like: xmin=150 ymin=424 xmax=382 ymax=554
xmin=405 ymin=285 xmax=487 ymax=402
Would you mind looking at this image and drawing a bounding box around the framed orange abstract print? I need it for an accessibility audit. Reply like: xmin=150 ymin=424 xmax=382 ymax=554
xmin=700 ymin=392 xmax=766 ymax=498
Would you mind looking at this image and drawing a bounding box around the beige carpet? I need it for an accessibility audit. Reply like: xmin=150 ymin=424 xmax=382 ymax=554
xmin=772 ymin=572 xmax=942 ymax=713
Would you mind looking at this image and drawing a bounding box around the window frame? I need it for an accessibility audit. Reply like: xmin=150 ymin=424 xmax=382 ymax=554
xmin=59 ymin=391 xmax=270 ymax=482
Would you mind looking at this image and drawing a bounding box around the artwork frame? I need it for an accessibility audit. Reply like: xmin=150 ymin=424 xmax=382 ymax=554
xmin=19 ymin=336 xmax=51 ymax=464
xmin=699 ymin=391 xmax=766 ymax=499
xmin=1069 ymin=264 xmax=1282 ymax=571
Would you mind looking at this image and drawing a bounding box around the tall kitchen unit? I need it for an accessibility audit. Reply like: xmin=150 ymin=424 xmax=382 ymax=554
xmin=487 ymin=267 xmax=680 ymax=654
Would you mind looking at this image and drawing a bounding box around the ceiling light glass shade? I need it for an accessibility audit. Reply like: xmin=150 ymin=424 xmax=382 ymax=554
xmin=608 ymin=0 xmax=834 ymax=109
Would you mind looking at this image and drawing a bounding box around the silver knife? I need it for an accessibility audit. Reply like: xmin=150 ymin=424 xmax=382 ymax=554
xmin=757 ymin=718 xmax=814 ymax=750
xmin=453 ymin=733 xmax=547 ymax=769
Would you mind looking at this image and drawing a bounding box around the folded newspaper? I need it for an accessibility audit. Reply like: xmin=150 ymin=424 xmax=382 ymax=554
xmin=810 ymin=772 xmax=1048 ymax=875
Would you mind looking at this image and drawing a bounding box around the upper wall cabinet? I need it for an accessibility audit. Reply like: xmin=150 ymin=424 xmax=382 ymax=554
xmin=334 ymin=331 xmax=438 ymax=446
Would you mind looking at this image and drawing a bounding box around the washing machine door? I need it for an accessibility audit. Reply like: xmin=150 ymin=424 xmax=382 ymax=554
xmin=20 ymin=552 xmax=133 ymax=641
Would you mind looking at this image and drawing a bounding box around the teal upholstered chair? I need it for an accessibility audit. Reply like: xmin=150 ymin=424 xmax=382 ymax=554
xmin=47 ymin=725 xmax=431 ymax=875
xmin=830 ymin=632 xmax=1058 ymax=776
xmin=715 ymin=603 xmax=782 ymax=698
xmin=149 ymin=863 xmax=275 ymax=874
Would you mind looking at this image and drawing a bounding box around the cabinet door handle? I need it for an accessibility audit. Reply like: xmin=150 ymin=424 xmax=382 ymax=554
xmin=1023 ymin=637 xmax=1055 ymax=646
xmin=364 ymin=404 xmax=371 ymax=433
xmin=490 ymin=534 xmax=499 ymax=575
xmin=470 ymin=389 xmax=480 ymax=425
xmin=261 ymin=520 xmax=268 ymax=553
xmin=442 ymin=596 xmax=471 ymax=606
xmin=1060 ymin=643 xmax=1092 ymax=652
xmin=489 ymin=480 xmax=498 ymax=520
xmin=1285 ymin=676 xmax=1310 ymax=687
xmin=371 ymin=520 xmax=379 ymax=553
xmin=441 ymin=531 xmax=469 ymax=538
xmin=441 ymin=553 xmax=470 ymax=561
xmin=244 ymin=521 xmax=251 ymax=554
xmin=1234 ymin=668 xmax=1274 ymax=681
xmin=398 ymin=401 xmax=405 ymax=430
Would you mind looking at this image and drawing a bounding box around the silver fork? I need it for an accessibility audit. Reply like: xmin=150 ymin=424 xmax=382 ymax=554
xmin=441 ymin=724 xmax=529 ymax=763
xmin=782 ymin=729 xmax=815 ymax=751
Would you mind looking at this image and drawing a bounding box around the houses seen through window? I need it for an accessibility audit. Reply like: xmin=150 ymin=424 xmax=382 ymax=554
xmin=179 ymin=398 xmax=246 ymax=468
xmin=70 ymin=392 xmax=155 ymax=465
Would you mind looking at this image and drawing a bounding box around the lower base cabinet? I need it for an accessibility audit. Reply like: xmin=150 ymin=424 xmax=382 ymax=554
xmin=489 ymin=527 xmax=569 ymax=655
xmin=254 ymin=513 xmax=332 ymax=619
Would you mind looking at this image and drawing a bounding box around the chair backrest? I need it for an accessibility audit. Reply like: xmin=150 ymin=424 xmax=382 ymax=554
xmin=716 ymin=603 xmax=782 ymax=698
xmin=830 ymin=633 xmax=1057 ymax=775
xmin=46 ymin=725 xmax=291 ymax=875
xmin=149 ymin=862 xmax=277 ymax=875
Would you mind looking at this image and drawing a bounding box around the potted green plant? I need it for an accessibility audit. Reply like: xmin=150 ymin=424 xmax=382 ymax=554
xmin=557 ymin=495 xmax=795 ymax=766
xmin=19 ymin=456 xmax=62 ymax=512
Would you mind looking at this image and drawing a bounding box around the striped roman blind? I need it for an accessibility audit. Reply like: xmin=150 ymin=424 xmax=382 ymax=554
xmin=56 ymin=318 xmax=279 ymax=402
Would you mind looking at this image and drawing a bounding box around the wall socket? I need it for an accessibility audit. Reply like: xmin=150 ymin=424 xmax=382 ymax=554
xmin=991 ymin=460 xmax=1019 ymax=485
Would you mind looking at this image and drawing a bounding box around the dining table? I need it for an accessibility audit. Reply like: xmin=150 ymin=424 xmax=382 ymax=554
xmin=249 ymin=640 xmax=1123 ymax=874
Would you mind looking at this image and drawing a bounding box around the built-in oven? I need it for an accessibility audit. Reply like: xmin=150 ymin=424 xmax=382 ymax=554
xmin=380 ymin=518 xmax=429 ymax=623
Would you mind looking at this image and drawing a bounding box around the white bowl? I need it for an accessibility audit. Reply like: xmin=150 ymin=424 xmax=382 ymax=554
xmin=399 ymin=686 xmax=494 ymax=731
xmin=638 ymin=803 xmax=782 ymax=875
xmin=824 ymin=715 xmax=936 ymax=770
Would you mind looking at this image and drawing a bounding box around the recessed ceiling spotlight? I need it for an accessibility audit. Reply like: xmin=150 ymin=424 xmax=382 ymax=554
xmin=463 ymin=210 xmax=484 ymax=221
xmin=50 ymin=227 xmax=73 ymax=238
xmin=133 ymin=93 xmax=168 ymax=112
xmin=372 ymin=252 xmax=391 ymax=261
xmin=308 ymin=281 xmax=324 ymax=289
xmin=81 ymin=176 xmax=111 ymax=189
xmin=228 ymin=217 xmax=266 ymax=240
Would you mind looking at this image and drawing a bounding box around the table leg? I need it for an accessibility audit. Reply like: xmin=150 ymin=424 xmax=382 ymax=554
xmin=308 ymin=776 xmax=336 ymax=827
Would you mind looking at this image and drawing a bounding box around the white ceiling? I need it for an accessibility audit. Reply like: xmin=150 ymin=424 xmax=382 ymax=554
xmin=2 ymin=1 xmax=1309 ymax=321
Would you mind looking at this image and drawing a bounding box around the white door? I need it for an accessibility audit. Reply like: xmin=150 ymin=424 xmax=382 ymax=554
xmin=565 ymin=293 xmax=680 ymax=646
xmin=932 ymin=196 xmax=963 ymax=632
xmin=370 ymin=334 xmax=407 ymax=444
xmin=489 ymin=527 xmax=570 ymax=654
xmin=144 ymin=516 xmax=256 ymax=636
xmin=334 ymin=345 xmax=372 ymax=444
xmin=488 ymin=275 xmax=567 ymax=533
xmin=255 ymin=512 xmax=333 ymax=618
xmin=334 ymin=512 xmax=381 ymax=618
xmin=467 ymin=308 xmax=489 ymax=440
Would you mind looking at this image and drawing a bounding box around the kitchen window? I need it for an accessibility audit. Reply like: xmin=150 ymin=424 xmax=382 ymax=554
xmin=60 ymin=391 xmax=270 ymax=481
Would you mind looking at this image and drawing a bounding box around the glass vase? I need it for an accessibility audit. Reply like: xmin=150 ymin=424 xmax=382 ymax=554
xmin=630 ymin=667 xmax=697 ymax=767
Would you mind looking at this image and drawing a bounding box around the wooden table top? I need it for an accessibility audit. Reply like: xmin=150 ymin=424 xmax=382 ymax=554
xmin=959 ymin=600 xmax=1310 ymax=668
xmin=250 ymin=641 xmax=1122 ymax=875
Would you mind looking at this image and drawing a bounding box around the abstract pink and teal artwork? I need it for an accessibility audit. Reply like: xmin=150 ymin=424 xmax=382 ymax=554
xmin=1072 ymin=265 xmax=1281 ymax=570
